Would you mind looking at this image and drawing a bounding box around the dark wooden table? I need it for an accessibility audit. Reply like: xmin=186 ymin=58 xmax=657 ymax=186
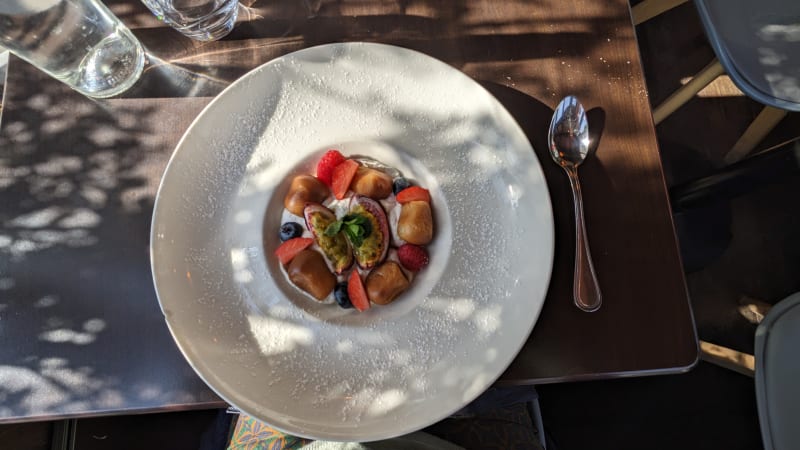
xmin=0 ymin=0 xmax=697 ymax=422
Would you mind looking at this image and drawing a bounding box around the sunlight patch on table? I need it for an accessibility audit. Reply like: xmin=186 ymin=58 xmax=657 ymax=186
xmin=58 ymin=208 xmax=101 ymax=228
xmin=39 ymin=324 xmax=102 ymax=345
xmin=83 ymin=318 xmax=106 ymax=333
xmin=33 ymin=295 xmax=58 ymax=308
xmin=0 ymin=365 xmax=67 ymax=412
xmin=7 ymin=206 xmax=62 ymax=228
xmin=33 ymin=156 xmax=82 ymax=176
xmin=0 ymin=276 xmax=17 ymax=291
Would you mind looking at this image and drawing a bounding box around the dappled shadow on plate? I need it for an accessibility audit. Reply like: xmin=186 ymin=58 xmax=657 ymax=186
xmin=155 ymin=44 xmax=557 ymax=438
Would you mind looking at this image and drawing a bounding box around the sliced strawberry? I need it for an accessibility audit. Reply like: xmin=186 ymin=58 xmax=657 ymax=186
xmin=348 ymin=269 xmax=370 ymax=311
xmin=315 ymin=149 xmax=346 ymax=186
xmin=396 ymin=186 xmax=431 ymax=204
xmin=274 ymin=237 xmax=313 ymax=265
xmin=332 ymin=159 xmax=360 ymax=200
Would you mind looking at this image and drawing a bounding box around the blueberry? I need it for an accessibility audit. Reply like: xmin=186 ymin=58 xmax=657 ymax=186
xmin=279 ymin=222 xmax=303 ymax=242
xmin=392 ymin=177 xmax=411 ymax=195
xmin=334 ymin=282 xmax=352 ymax=309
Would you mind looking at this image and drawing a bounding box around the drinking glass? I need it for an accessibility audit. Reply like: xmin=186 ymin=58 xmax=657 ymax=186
xmin=0 ymin=0 xmax=145 ymax=98
xmin=142 ymin=0 xmax=240 ymax=41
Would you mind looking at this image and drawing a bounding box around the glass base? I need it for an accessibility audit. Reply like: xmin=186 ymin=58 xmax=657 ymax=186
xmin=75 ymin=27 xmax=146 ymax=98
xmin=166 ymin=1 xmax=240 ymax=42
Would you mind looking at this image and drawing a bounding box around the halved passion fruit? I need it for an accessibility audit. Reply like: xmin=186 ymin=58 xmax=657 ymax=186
xmin=303 ymin=203 xmax=353 ymax=274
xmin=347 ymin=196 xmax=389 ymax=269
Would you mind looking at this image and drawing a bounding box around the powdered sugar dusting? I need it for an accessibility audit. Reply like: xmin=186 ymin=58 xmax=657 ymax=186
xmin=152 ymin=43 xmax=553 ymax=441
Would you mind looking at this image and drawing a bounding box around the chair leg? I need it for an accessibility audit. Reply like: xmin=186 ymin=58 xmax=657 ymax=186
xmin=631 ymin=0 xmax=690 ymax=25
xmin=738 ymin=296 xmax=773 ymax=325
xmin=724 ymin=106 xmax=789 ymax=164
xmin=669 ymin=136 xmax=800 ymax=211
xmin=700 ymin=341 xmax=755 ymax=377
xmin=528 ymin=393 xmax=547 ymax=450
xmin=653 ymin=59 xmax=725 ymax=125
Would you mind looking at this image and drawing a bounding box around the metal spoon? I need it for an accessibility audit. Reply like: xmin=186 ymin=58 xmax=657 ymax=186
xmin=548 ymin=96 xmax=602 ymax=312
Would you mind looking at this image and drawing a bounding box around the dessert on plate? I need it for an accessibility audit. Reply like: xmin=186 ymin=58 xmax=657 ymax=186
xmin=274 ymin=150 xmax=435 ymax=312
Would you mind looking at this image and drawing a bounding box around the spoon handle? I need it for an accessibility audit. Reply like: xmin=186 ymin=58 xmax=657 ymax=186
xmin=565 ymin=166 xmax=602 ymax=312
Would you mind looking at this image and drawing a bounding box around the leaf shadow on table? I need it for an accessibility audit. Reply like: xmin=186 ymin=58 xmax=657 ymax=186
xmin=119 ymin=54 xmax=231 ymax=99
xmin=479 ymin=78 xmax=697 ymax=380
xmin=585 ymin=108 xmax=607 ymax=160
xmin=105 ymin=0 xmax=637 ymax=107
xmin=0 ymin=58 xmax=221 ymax=419
xmin=0 ymin=0 xmax=665 ymax=424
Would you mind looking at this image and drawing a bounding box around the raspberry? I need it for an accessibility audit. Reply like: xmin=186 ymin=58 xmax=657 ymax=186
xmin=316 ymin=149 xmax=346 ymax=186
xmin=397 ymin=244 xmax=429 ymax=272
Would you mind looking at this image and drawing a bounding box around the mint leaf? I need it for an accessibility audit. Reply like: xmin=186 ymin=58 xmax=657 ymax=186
xmin=343 ymin=215 xmax=371 ymax=238
xmin=344 ymin=227 xmax=364 ymax=247
xmin=322 ymin=214 xmax=373 ymax=247
xmin=341 ymin=214 xmax=360 ymax=225
xmin=324 ymin=221 xmax=343 ymax=236
xmin=335 ymin=214 xmax=372 ymax=247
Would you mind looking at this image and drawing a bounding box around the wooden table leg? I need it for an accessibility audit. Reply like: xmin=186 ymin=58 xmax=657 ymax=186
xmin=700 ymin=341 xmax=755 ymax=377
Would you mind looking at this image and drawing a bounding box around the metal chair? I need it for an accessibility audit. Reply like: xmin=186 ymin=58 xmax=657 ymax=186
xmin=632 ymin=0 xmax=799 ymax=163
xmin=699 ymin=293 xmax=800 ymax=450
xmin=634 ymin=5 xmax=800 ymax=447
xmin=754 ymin=293 xmax=800 ymax=450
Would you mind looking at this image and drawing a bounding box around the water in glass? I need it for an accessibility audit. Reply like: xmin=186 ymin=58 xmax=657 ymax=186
xmin=0 ymin=0 xmax=145 ymax=98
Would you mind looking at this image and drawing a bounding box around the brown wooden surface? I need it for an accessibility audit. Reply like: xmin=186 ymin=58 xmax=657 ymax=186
xmin=0 ymin=0 xmax=697 ymax=420
xmin=147 ymin=0 xmax=698 ymax=382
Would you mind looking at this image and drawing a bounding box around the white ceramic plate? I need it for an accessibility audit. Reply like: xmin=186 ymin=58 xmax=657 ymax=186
xmin=151 ymin=42 xmax=554 ymax=442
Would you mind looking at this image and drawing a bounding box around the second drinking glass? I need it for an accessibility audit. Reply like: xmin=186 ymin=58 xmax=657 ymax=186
xmin=142 ymin=0 xmax=240 ymax=41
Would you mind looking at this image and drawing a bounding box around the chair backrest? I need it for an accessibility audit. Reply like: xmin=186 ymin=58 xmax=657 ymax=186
xmin=755 ymin=292 xmax=800 ymax=450
xmin=695 ymin=0 xmax=800 ymax=111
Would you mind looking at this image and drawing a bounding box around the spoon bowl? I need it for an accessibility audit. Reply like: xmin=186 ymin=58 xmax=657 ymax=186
xmin=549 ymin=96 xmax=591 ymax=168
xmin=548 ymin=95 xmax=602 ymax=312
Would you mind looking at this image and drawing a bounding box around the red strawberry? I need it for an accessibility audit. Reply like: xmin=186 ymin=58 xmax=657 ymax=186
xmin=348 ymin=269 xmax=370 ymax=311
xmin=331 ymin=159 xmax=359 ymax=200
xmin=397 ymin=244 xmax=429 ymax=271
xmin=316 ymin=149 xmax=346 ymax=186
xmin=396 ymin=186 xmax=431 ymax=204
xmin=274 ymin=237 xmax=313 ymax=265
